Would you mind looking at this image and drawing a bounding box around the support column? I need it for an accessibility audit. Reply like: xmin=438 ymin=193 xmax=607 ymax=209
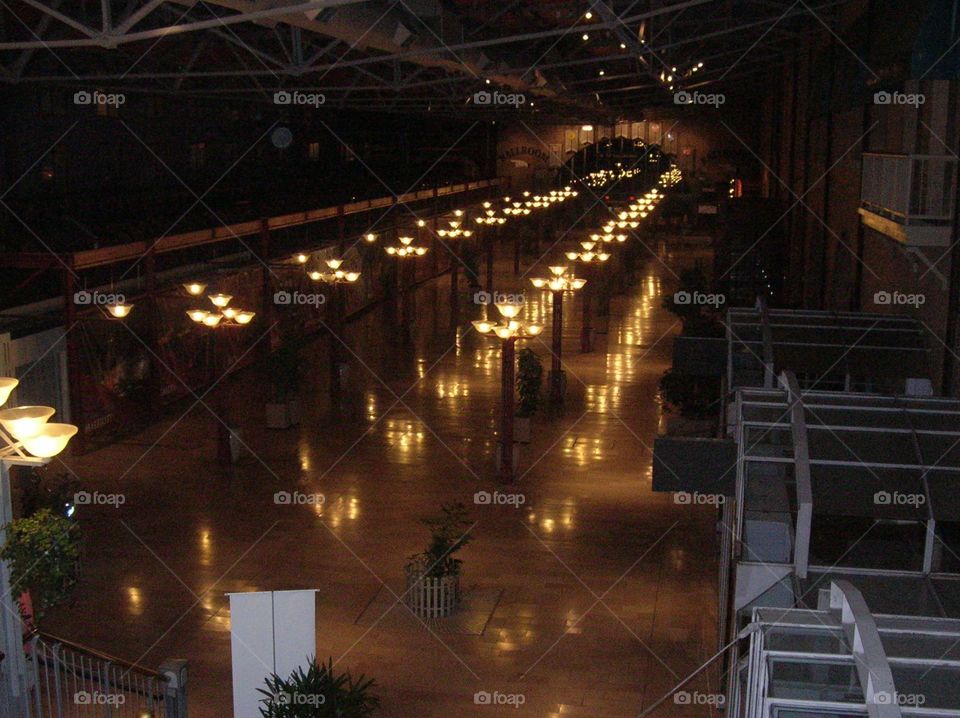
xmin=0 ymin=460 xmax=28 ymax=717
xmin=550 ymin=291 xmax=564 ymax=402
xmin=513 ymin=231 xmax=521 ymax=275
xmin=449 ymin=259 xmax=460 ymax=331
xmin=329 ymin=283 xmax=344 ymax=405
xmin=499 ymin=337 xmax=516 ymax=483
xmin=485 ymin=231 xmax=494 ymax=295
xmin=580 ymin=267 xmax=594 ymax=353
xmin=63 ymin=262 xmax=84 ymax=453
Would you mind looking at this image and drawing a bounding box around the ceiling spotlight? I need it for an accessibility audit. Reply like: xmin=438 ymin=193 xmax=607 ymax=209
xmin=581 ymin=124 xmax=593 ymax=131
xmin=620 ymin=43 xmax=627 ymax=49
xmin=598 ymin=69 xmax=605 ymax=76
xmin=485 ymin=78 xmax=491 ymax=84
xmin=582 ymin=33 xmax=589 ymax=41
xmin=584 ymin=11 xmax=593 ymax=19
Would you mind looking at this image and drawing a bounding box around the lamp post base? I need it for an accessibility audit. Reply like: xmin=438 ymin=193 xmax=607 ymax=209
xmin=495 ymin=442 xmax=519 ymax=482
xmin=548 ymin=369 xmax=566 ymax=404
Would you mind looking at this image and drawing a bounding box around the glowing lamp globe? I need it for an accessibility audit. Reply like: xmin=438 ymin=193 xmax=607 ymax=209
xmin=495 ymin=303 xmax=522 ymax=320
xmin=548 ymin=265 xmax=568 ymax=277
xmin=106 ymin=303 xmax=134 ymax=319
xmin=472 ymin=320 xmax=495 ymax=334
xmin=187 ymin=309 xmax=209 ymax=323
xmin=0 ymin=378 xmax=18 ymax=406
xmin=235 ymin=311 xmax=255 ymax=325
xmin=21 ymin=423 xmax=78 ymax=458
xmin=202 ymin=314 xmax=223 ymax=327
xmin=0 ymin=405 xmax=56 ymax=441
xmin=183 ymin=282 xmax=207 ymax=296
xmin=209 ymin=294 xmax=232 ymax=308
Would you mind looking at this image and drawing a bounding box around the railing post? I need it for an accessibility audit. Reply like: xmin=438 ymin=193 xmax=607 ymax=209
xmin=160 ymin=659 xmax=188 ymax=718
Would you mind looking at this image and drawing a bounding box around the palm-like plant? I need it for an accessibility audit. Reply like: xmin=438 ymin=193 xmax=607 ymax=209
xmin=258 ymin=658 xmax=379 ymax=717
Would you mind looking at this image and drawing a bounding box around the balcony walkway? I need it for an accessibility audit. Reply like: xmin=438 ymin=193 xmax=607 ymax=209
xmin=46 ymin=237 xmax=720 ymax=717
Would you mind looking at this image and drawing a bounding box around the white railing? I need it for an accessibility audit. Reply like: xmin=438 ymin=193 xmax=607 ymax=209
xmin=861 ymin=153 xmax=956 ymax=222
xmin=20 ymin=634 xmax=187 ymax=718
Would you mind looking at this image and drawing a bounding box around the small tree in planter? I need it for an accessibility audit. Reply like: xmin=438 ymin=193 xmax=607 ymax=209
xmin=515 ymin=348 xmax=543 ymax=443
xmin=1 ymin=509 xmax=81 ymax=625
xmin=405 ymin=502 xmax=473 ymax=618
xmin=264 ymin=338 xmax=303 ymax=429
xmin=258 ymin=657 xmax=379 ymax=717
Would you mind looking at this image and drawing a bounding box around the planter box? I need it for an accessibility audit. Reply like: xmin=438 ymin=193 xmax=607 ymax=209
xmin=404 ymin=564 xmax=461 ymax=618
xmin=514 ymin=417 xmax=531 ymax=443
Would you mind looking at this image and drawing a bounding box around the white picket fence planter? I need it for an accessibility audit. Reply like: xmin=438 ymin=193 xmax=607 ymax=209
xmin=404 ymin=563 xmax=461 ymax=618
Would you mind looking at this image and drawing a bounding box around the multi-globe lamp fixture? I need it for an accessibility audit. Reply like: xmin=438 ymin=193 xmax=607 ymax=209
xmin=185 ymin=287 xmax=255 ymax=327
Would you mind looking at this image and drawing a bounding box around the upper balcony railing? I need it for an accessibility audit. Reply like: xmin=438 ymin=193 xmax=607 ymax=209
xmin=860 ymin=153 xmax=956 ymax=246
xmin=861 ymin=153 xmax=956 ymax=222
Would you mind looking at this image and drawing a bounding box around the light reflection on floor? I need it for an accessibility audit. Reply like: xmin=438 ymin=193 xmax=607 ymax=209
xmin=54 ymin=244 xmax=720 ymax=718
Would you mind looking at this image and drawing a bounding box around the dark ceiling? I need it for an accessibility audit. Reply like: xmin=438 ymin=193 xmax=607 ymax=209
xmin=0 ymin=0 xmax=861 ymax=119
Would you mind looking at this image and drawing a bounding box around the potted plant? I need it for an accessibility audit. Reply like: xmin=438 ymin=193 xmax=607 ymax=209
xmin=258 ymin=657 xmax=379 ymax=717
xmin=264 ymin=339 xmax=302 ymax=429
xmin=658 ymin=368 xmax=721 ymax=436
xmin=1 ymin=508 xmax=81 ymax=626
xmin=515 ymin=348 xmax=543 ymax=443
xmin=404 ymin=502 xmax=473 ymax=618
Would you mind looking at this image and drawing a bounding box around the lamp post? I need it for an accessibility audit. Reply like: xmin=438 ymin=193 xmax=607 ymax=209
xmin=308 ymin=259 xmax=360 ymax=404
xmin=384 ymin=235 xmax=429 ymax=337
xmin=474 ymin=205 xmax=507 ymax=295
xmin=529 ymin=267 xmax=586 ymax=403
xmin=472 ymin=304 xmax=542 ymax=483
xmin=436 ymin=216 xmax=472 ymax=330
xmin=563 ymin=243 xmax=610 ymax=353
xmin=0 ymin=378 xmax=77 ymax=715
xmin=185 ymin=292 xmax=255 ymax=464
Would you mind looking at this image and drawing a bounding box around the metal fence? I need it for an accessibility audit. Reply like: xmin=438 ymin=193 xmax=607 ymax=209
xmin=861 ymin=153 xmax=956 ymax=222
xmin=22 ymin=634 xmax=186 ymax=718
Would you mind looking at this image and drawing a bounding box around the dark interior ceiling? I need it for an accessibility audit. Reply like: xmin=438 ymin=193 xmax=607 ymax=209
xmin=0 ymin=0 xmax=860 ymax=120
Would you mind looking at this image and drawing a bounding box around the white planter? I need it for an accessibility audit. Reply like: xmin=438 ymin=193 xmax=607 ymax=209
xmin=514 ymin=417 xmax=531 ymax=443
xmin=265 ymin=402 xmax=292 ymax=429
xmin=404 ymin=563 xmax=461 ymax=618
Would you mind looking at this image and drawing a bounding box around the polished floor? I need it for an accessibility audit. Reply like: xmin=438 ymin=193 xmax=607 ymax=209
xmin=48 ymin=238 xmax=721 ymax=717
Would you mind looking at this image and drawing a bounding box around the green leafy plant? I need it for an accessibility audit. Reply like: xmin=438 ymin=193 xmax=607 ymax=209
xmin=516 ymin=348 xmax=544 ymax=418
xmin=658 ymin=369 xmax=720 ymax=419
xmin=1 ymin=509 xmax=81 ymax=623
xmin=409 ymin=502 xmax=474 ymax=579
xmin=258 ymin=657 xmax=379 ymax=718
